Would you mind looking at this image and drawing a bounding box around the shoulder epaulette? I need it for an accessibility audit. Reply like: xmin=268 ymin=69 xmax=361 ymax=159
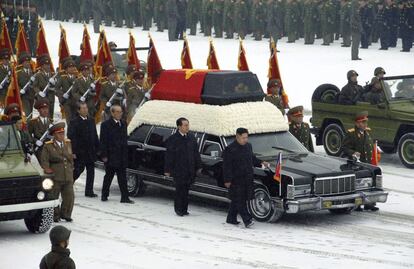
xmin=65 ymin=139 xmax=71 ymax=142
xmin=348 ymin=128 xmax=355 ymax=132
xmin=366 ymin=127 xmax=371 ymax=131
xmin=45 ymin=141 xmax=53 ymax=145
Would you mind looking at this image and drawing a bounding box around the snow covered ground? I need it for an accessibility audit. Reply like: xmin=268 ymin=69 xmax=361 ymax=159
xmin=1 ymin=20 xmax=414 ymax=268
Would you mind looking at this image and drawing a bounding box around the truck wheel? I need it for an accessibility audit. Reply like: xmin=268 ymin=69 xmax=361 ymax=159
xmin=398 ymin=133 xmax=414 ymax=169
xmin=24 ymin=208 xmax=54 ymax=234
xmin=329 ymin=207 xmax=353 ymax=214
xmin=248 ymin=184 xmax=277 ymax=222
xmin=379 ymin=146 xmax=396 ymax=154
xmin=312 ymin=84 xmax=340 ymax=103
xmin=127 ymin=172 xmax=147 ymax=197
xmin=323 ymin=124 xmax=345 ymax=156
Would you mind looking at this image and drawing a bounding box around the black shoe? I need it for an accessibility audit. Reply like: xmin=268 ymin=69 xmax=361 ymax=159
xmin=360 ymin=46 xmax=368 ymax=49
xmin=183 ymin=212 xmax=189 ymax=216
xmin=101 ymin=196 xmax=108 ymax=202
xmin=120 ymin=199 xmax=134 ymax=204
xmin=401 ymin=49 xmax=410 ymax=52
xmin=379 ymin=48 xmax=388 ymax=50
xmin=86 ymin=193 xmax=98 ymax=198
xmin=355 ymin=205 xmax=363 ymax=211
xmin=321 ymin=43 xmax=330 ymax=46
xmin=175 ymin=211 xmax=184 ymax=217
xmin=341 ymin=45 xmax=350 ymax=47
xmin=226 ymin=220 xmax=241 ymax=225
xmin=244 ymin=220 xmax=254 ymax=228
xmin=62 ymin=217 xmax=73 ymax=222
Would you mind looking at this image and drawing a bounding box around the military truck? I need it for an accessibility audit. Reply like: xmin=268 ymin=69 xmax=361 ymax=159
xmin=0 ymin=121 xmax=58 ymax=233
xmin=311 ymin=75 xmax=414 ymax=169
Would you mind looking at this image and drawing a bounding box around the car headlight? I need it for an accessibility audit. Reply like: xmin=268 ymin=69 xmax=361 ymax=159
xmin=42 ymin=178 xmax=54 ymax=191
xmin=37 ymin=191 xmax=45 ymax=201
xmin=376 ymin=175 xmax=383 ymax=188
xmin=287 ymin=185 xmax=295 ymax=200
xmin=355 ymin=177 xmax=373 ymax=189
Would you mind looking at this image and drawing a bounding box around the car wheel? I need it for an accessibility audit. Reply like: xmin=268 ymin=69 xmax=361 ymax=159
xmin=329 ymin=207 xmax=353 ymax=214
xmin=248 ymin=184 xmax=277 ymax=222
xmin=24 ymin=208 xmax=54 ymax=233
xmin=312 ymin=84 xmax=340 ymax=103
xmin=398 ymin=133 xmax=414 ymax=169
xmin=379 ymin=145 xmax=396 ymax=154
xmin=323 ymin=123 xmax=345 ymax=156
xmin=127 ymin=172 xmax=147 ymax=197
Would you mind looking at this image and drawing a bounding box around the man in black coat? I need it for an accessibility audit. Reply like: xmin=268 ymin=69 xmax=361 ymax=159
xmin=100 ymin=104 xmax=134 ymax=204
xmin=165 ymin=117 xmax=202 ymax=216
xmin=223 ymin=128 xmax=269 ymax=228
xmin=338 ymin=70 xmax=364 ymax=105
xmin=67 ymin=102 xmax=100 ymax=197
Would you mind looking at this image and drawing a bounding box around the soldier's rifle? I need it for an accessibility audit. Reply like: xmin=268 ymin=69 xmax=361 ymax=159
xmin=106 ymin=80 xmax=127 ymax=108
xmin=38 ymin=73 xmax=58 ymax=98
xmin=0 ymin=70 xmax=12 ymax=90
xmin=33 ymin=123 xmax=53 ymax=153
xmin=20 ymin=74 xmax=36 ymax=95
xmin=80 ymin=78 xmax=100 ymax=102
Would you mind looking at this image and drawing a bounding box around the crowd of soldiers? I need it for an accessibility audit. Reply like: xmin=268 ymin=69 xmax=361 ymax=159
xmin=2 ymin=0 xmax=414 ymax=54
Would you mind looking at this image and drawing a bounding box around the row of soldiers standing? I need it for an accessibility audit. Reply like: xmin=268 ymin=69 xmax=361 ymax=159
xmin=0 ymin=48 xmax=146 ymax=125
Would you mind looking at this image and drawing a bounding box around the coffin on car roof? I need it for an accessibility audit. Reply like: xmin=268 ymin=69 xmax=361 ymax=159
xmin=128 ymin=100 xmax=288 ymax=137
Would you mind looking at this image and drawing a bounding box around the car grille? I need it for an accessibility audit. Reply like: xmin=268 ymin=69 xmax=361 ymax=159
xmin=0 ymin=176 xmax=42 ymax=205
xmin=314 ymin=175 xmax=355 ymax=196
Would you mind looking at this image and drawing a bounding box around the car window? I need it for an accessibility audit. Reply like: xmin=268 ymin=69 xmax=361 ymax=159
xmin=0 ymin=124 xmax=20 ymax=152
xmin=202 ymin=141 xmax=222 ymax=157
xmin=384 ymin=77 xmax=414 ymax=100
xmin=129 ymin=124 xmax=152 ymax=143
xmin=147 ymin=127 xmax=173 ymax=147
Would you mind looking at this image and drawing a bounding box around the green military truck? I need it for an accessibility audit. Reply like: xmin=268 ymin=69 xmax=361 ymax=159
xmin=311 ymin=75 xmax=414 ymax=169
xmin=0 ymin=121 xmax=58 ymax=233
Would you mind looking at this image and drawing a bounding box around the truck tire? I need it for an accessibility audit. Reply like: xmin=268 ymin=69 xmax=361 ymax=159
xmin=248 ymin=184 xmax=279 ymax=222
xmin=398 ymin=133 xmax=414 ymax=169
xmin=127 ymin=172 xmax=147 ymax=197
xmin=312 ymin=84 xmax=340 ymax=103
xmin=24 ymin=208 xmax=54 ymax=233
xmin=323 ymin=123 xmax=345 ymax=156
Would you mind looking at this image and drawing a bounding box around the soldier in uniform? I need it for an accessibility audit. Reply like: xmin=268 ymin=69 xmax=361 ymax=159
xmin=287 ymin=106 xmax=314 ymax=152
xmin=1 ymin=103 xmax=22 ymax=122
xmin=167 ymin=0 xmax=178 ymax=41
xmin=124 ymin=65 xmax=145 ymax=123
xmin=321 ymin=0 xmax=336 ymax=45
xmin=267 ymin=0 xmax=284 ymax=44
xmin=41 ymin=122 xmax=75 ymax=222
xmin=252 ymin=0 xmax=266 ymax=40
xmin=235 ymin=0 xmax=249 ymax=39
xmin=71 ymin=61 xmax=97 ymax=119
xmin=154 ymin=0 xmax=166 ymax=31
xmin=32 ymin=54 xmax=57 ymax=120
xmin=223 ymin=0 xmax=236 ymax=39
xmin=285 ymin=0 xmax=301 ymax=43
xmin=213 ymin=0 xmax=225 ymax=38
xmin=360 ymin=0 xmax=375 ymax=48
xmin=363 ymin=77 xmax=386 ymax=104
xmin=338 ymin=70 xmax=364 ymax=105
xmin=177 ymin=0 xmax=188 ymax=40
xmin=0 ymin=48 xmax=12 ymax=105
xmin=55 ymin=57 xmax=78 ymax=121
xmin=39 ymin=225 xmax=76 ymax=269
xmin=341 ymin=111 xmax=379 ymax=211
xmin=17 ymin=52 xmax=36 ymax=118
xmin=11 ymin=115 xmax=33 ymax=157
xmin=264 ymin=79 xmax=285 ymax=115
xmin=399 ymin=0 xmax=414 ymax=52
xmin=141 ymin=0 xmax=153 ymax=30
xmin=303 ymin=0 xmax=318 ymax=44
xmin=340 ymin=0 xmax=353 ymax=47
xmin=203 ymin=0 xmax=214 ymax=37
xmin=28 ymin=100 xmax=53 ymax=161
xmin=351 ymin=0 xmax=363 ymax=60
xmin=100 ymin=65 xmax=123 ymax=121
xmin=92 ymin=0 xmax=105 ymax=33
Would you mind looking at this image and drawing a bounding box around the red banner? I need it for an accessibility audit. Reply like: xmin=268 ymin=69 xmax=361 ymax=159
xmin=207 ymin=39 xmax=219 ymax=70
xmin=0 ymin=15 xmax=14 ymax=56
xmin=237 ymin=39 xmax=249 ymax=71
xmin=14 ymin=19 xmax=31 ymax=59
xmin=181 ymin=37 xmax=193 ymax=69
xmin=58 ymin=24 xmax=71 ymax=71
xmin=268 ymin=40 xmax=288 ymax=108
xmin=147 ymin=34 xmax=163 ymax=86
xmin=80 ymin=24 xmax=94 ymax=63
xmin=36 ymin=20 xmax=54 ymax=73
xmin=5 ymin=65 xmax=24 ymax=117
xmin=127 ymin=32 xmax=140 ymax=70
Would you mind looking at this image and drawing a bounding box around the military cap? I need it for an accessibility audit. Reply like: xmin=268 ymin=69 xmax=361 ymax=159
xmin=37 ymin=54 xmax=50 ymax=66
xmin=49 ymin=225 xmax=71 ymax=245
xmin=0 ymin=48 xmax=10 ymax=60
xmin=34 ymin=99 xmax=50 ymax=110
xmin=374 ymin=67 xmax=386 ymax=76
xmin=18 ymin=51 xmax=31 ymax=64
xmin=62 ymin=57 xmax=76 ymax=69
xmin=79 ymin=60 xmax=93 ymax=71
xmin=347 ymin=70 xmax=359 ymax=80
xmin=287 ymin=106 xmax=304 ymax=117
xmin=104 ymin=66 xmax=117 ymax=77
xmin=355 ymin=111 xmax=368 ymax=122
xmin=126 ymin=64 xmax=138 ymax=75
xmin=108 ymin=41 xmax=117 ymax=48
xmin=4 ymin=103 xmax=21 ymax=115
xmin=133 ymin=70 xmax=145 ymax=80
xmin=267 ymin=79 xmax=281 ymax=88
xmin=49 ymin=122 xmax=66 ymax=135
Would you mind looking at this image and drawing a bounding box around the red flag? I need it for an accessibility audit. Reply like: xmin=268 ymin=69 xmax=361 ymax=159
xmin=0 ymin=13 xmax=14 ymax=57
xmin=80 ymin=24 xmax=94 ymax=63
xmin=207 ymin=39 xmax=220 ymax=70
xmin=147 ymin=34 xmax=163 ymax=86
xmin=268 ymin=39 xmax=288 ymax=108
xmin=94 ymin=29 xmax=113 ymax=78
xmin=237 ymin=38 xmax=249 ymax=71
xmin=14 ymin=18 xmax=31 ymax=59
xmin=36 ymin=19 xmax=55 ymax=72
xmin=181 ymin=36 xmax=193 ymax=69
xmin=5 ymin=65 xmax=24 ymax=116
xmin=371 ymin=141 xmax=381 ymax=166
xmin=127 ymin=32 xmax=140 ymax=70
xmin=58 ymin=24 xmax=71 ymax=71
xmin=273 ymin=152 xmax=282 ymax=182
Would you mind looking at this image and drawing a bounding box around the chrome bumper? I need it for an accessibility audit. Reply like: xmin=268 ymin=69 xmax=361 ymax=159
xmin=0 ymin=199 xmax=60 ymax=214
xmin=285 ymin=190 xmax=388 ymax=214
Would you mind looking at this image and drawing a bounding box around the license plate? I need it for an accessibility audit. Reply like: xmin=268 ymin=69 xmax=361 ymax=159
xmin=322 ymin=201 xmax=332 ymax=208
xmin=355 ymin=198 xmax=363 ymax=206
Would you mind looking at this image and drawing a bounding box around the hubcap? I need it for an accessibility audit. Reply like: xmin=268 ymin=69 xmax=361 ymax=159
xmin=401 ymin=139 xmax=414 ymax=164
xmin=321 ymin=90 xmax=337 ymax=103
xmin=250 ymin=189 xmax=271 ymax=219
xmin=325 ymin=129 xmax=342 ymax=155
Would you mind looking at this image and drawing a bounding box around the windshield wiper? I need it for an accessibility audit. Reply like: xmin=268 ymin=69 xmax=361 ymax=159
xmin=271 ymin=146 xmax=296 ymax=153
xmin=0 ymin=129 xmax=11 ymax=158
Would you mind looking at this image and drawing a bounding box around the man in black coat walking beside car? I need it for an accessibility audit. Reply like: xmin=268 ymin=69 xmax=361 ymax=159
xmin=100 ymin=104 xmax=134 ymax=204
xmin=165 ymin=117 xmax=202 ymax=216
xmin=223 ymin=128 xmax=269 ymax=228
xmin=68 ymin=102 xmax=100 ymax=197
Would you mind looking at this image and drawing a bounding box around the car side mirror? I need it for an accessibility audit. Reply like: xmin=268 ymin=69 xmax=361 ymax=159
xmin=377 ymin=103 xmax=386 ymax=109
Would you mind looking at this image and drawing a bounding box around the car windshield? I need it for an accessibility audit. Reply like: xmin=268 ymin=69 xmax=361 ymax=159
xmin=0 ymin=124 xmax=20 ymax=155
xmin=225 ymin=131 xmax=308 ymax=158
xmin=384 ymin=77 xmax=414 ymax=100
